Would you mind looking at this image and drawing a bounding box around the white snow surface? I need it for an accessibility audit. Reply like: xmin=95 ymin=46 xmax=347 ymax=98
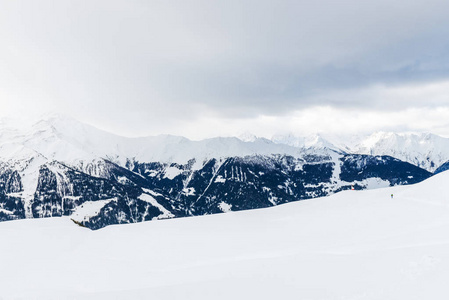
xmin=218 ymin=201 xmax=232 ymax=212
xmin=272 ymin=133 xmax=342 ymax=152
xmin=2 ymin=171 xmax=449 ymax=299
xmin=0 ymin=116 xmax=309 ymax=214
xmin=70 ymin=198 xmax=116 ymax=222
xmin=139 ymin=189 xmax=174 ymax=219
xmin=163 ymin=166 xmax=183 ymax=179
xmin=2 ymin=115 xmax=449 ymax=173
xmin=272 ymin=131 xmax=449 ymax=172
xmin=352 ymin=131 xmax=449 ymax=172
xmin=0 ymin=115 xmax=304 ymax=170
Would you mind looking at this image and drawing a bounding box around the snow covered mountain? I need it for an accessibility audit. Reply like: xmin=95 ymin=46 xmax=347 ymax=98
xmin=271 ymin=132 xmax=449 ymax=172
xmin=2 ymin=169 xmax=449 ymax=299
xmin=271 ymin=133 xmax=342 ymax=151
xmin=351 ymin=132 xmax=449 ymax=172
xmin=0 ymin=116 xmax=436 ymax=229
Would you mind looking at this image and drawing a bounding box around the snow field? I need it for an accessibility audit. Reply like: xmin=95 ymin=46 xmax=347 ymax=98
xmin=1 ymin=172 xmax=449 ymax=299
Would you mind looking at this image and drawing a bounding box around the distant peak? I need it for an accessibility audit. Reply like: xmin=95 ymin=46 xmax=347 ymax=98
xmin=238 ymin=132 xmax=258 ymax=142
xmin=271 ymin=133 xmax=339 ymax=151
xmin=154 ymin=134 xmax=190 ymax=143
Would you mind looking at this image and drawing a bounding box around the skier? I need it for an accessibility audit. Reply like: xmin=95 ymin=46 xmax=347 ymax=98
xmin=391 ymin=194 xmax=393 ymax=199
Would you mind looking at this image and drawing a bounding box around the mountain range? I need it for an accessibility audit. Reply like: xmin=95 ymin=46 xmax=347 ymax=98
xmin=0 ymin=115 xmax=447 ymax=229
xmin=270 ymin=131 xmax=449 ymax=173
xmin=3 ymin=164 xmax=449 ymax=299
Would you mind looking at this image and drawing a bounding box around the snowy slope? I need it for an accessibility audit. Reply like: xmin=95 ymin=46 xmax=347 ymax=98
xmin=3 ymin=115 xmax=448 ymax=173
xmin=0 ymin=116 xmax=310 ymax=216
xmin=351 ymin=132 xmax=449 ymax=172
xmin=2 ymin=170 xmax=449 ymax=299
xmin=0 ymin=115 xmax=307 ymax=168
xmin=0 ymin=115 xmax=442 ymax=229
xmin=271 ymin=131 xmax=449 ymax=172
xmin=1 ymin=115 xmax=434 ymax=229
xmin=271 ymin=133 xmax=343 ymax=152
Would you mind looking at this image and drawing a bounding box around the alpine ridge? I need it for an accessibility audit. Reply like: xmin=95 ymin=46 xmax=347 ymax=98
xmin=270 ymin=131 xmax=449 ymax=172
xmin=0 ymin=115 xmax=439 ymax=229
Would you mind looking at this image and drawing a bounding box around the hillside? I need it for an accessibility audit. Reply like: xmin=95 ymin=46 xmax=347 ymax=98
xmin=1 ymin=171 xmax=449 ymax=299
xmin=0 ymin=116 xmax=432 ymax=229
xmin=271 ymin=132 xmax=449 ymax=172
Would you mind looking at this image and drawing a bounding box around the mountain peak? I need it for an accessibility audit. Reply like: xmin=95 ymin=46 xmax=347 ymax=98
xmin=238 ymin=132 xmax=258 ymax=142
xmin=1 ymin=115 xmax=449 ymax=172
xmin=271 ymin=133 xmax=340 ymax=151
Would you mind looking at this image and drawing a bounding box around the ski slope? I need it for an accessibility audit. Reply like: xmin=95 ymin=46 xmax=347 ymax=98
xmin=1 ymin=171 xmax=449 ymax=299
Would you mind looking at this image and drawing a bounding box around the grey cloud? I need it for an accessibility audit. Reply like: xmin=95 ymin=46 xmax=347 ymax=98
xmin=1 ymin=0 xmax=449 ymax=124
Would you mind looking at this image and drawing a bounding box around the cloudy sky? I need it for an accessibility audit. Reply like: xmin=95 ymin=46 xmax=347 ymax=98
xmin=1 ymin=0 xmax=449 ymax=139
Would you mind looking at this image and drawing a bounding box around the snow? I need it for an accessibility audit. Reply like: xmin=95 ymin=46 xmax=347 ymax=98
xmin=117 ymin=176 xmax=130 ymax=185
xmin=355 ymin=177 xmax=391 ymax=189
xmin=145 ymin=170 xmax=158 ymax=177
xmin=352 ymin=132 xmax=449 ymax=172
xmin=4 ymin=115 xmax=449 ymax=298
xmin=214 ymin=175 xmax=226 ymax=183
xmin=19 ymin=154 xmax=47 ymax=218
xmin=218 ymin=201 xmax=232 ymax=212
xmin=70 ymin=198 xmax=116 ymax=222
xmin=139 ymin=189 xmax=174 ymax=219
xmin=272 ymin=133 xmax=342 ymax=152
xmin=263 ymin=186 xmax=278 ymax=205
xmin=272 ymin=131 xmax=449 ymax=172
xmin=3 ymin=170 xmax=449 ymax=299
xmin=143 ymin=188 xmax=164 ymax=197
xmin=1 ymin=116 xmax=448 ymax=183
xmin=238 ymin=132 xmax=258 ymax=142
xmin=0 ymin=208 xmax=13 ymax=215
xmin=163 ymin=166 xmax=183 ymax=179
xmin=182 ymin=187 xmax=196 ymax=196
xmin=0 ymin=116 xmax=305 ymax=172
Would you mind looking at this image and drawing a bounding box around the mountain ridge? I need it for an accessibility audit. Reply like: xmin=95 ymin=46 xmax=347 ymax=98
xmin=0 ymin=115 xmax=441 ymax=229
xmin=3 ymin=115 xmax=449 ymax=172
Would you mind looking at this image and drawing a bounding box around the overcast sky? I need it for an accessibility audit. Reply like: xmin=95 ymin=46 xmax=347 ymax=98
xmin=1 ymin=0 xmax=449 ymax=139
